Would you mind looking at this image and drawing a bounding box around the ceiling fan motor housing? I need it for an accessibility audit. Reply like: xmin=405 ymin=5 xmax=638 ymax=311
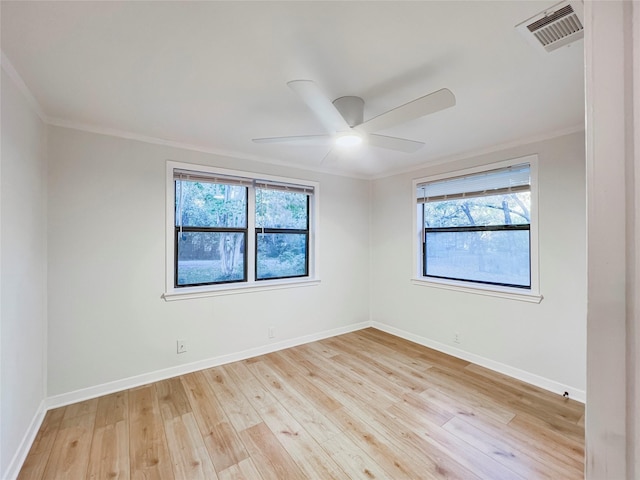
xmin=332 ymin=96 xmax=364 ymax=127
xmin=253 ymin=80 xmax=455 ymax=153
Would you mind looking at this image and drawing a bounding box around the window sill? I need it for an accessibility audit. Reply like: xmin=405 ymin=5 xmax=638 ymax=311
xmin=163 ymin=278 xmax=321 ymax=301
xmin=411 ymin=277 xmax=543 ymax=303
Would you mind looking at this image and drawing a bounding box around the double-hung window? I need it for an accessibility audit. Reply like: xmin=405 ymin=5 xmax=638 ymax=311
xmin=174 ymin=172 xmax=250 ymax=286
xmin=414 ymin=156 xmax=539 ymax=300
xmin=166 ymin=162 xmax=318 ymax=299
xmin=255 ymin=183 xmax=311 ymax=280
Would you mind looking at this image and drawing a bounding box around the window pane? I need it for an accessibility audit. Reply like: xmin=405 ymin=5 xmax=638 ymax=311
xmin=425 ymin=230 xmax=530 ymax=287
xmin=177 ymin=231 xmax=245 ymax=285
xmin=176 ymin=180 xmax=247 ymax=228
xmin=256 ymin=189 xmax=308 ymax=229
xmin=424 ymin=192 xmax=530 ymax=228
xmin=256 ymin=233 xmax=307 ymax=279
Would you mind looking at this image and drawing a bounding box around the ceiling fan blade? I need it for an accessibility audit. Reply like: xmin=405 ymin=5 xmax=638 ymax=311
xmin=287 ymin=80 xmax=350 ymax=133
xmin=320 ymin=148 xmax=339 ymax=165
xmin=366 ymin=134 xmax=425 ymax=153
xmin=252 ymin=134 xmax=332 ymax=146
xmin=358 ymin=88 xmax=456 ymax=134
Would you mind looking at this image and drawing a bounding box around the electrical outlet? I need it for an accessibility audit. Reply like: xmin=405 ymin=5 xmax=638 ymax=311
xmin=177 ymin=339 xmax=187 ymax=354
xmin=454 ymin=332 xmax=461 ymax=344
xmin=268 ymin=326 xmax=275 ymax=339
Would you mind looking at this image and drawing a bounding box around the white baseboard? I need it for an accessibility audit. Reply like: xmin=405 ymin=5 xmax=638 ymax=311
xmin=370 ymin=322 xmax=586 ymax=403
xmin=3 ymin=400 xmax=47 ymax=480
xmin=46 ymin=321 xmax=370 ymax=410
xmin=9 ymin=319 xmax=583 ymax=478
xmin=46 ymin=319 xmax=585 ymax=409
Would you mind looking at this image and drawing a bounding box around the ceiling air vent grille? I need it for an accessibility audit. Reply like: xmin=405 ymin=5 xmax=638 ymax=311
xmin=516 ymin=1 xmax=584 ymax=53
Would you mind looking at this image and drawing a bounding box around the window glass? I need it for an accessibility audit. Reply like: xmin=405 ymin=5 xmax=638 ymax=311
xmin=176 ymin=181 xmax=247 ymax=228
xmin=255 ymin=189 xmax=309 ymax=281
xmin=256 ymin=233 xmax=308 ymax=279
xmin=424 ymin=192 xmax=530 ymax=228
xmin=418 ymin=163 xmax=532 ymax=289
xmin=255 ymin=189 xmax=308 ymax=230
xmin=176 ymin=232 xmax=245 ymax=285
xmin=424 ymin=230 xmax=530 ymax=287
xmin=167 ymin=165 xmax=317 ymax=295
xmin=175 ymin=179 xmax=247 ymax=287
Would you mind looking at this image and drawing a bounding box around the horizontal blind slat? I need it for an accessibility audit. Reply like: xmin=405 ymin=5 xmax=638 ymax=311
xmin=173 ymin=169 xmax=253 ymax=187
xmin=417 ymin=184 xmax=530 ymax=203
xmin=416 ymin=163 xmax=530 ymax=202
xmin=173 ymin=169 xmax=314 ymax=194
xmin=255 ymin=181 xmax=314 ymax=195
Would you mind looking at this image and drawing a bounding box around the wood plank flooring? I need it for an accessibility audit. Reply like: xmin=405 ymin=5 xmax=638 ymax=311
xmin=18 ymin=328 xmax=584 ymax=479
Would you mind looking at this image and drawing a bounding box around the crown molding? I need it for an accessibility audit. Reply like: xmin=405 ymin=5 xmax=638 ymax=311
xmin=0 ymin=48 xmax=368 ymax=181
xmin=46 ymin=116 xmax=371 ymax=181
xmin=370 ymin=123 xmax=586 ymax=180
xmin=2 ymin=47 xmax=583 ymax=183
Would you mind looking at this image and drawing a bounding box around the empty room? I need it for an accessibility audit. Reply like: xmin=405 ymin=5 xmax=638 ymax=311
xmin=1 ymin=1 xmax=638 ymax=479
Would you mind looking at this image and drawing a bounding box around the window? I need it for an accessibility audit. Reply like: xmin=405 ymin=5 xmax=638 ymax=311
xmin=255 ymin=185 xmax=309 ymax=280
xmin=166 ymin=162 xmax=318 ymax=299
xmin=175 ymin=176 xmax=249 ymax=287
xmin=413 ymin=156 xmax=539 ymax=299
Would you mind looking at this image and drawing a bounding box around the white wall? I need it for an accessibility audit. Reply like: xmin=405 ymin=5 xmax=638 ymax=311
xmin=46 ymin=126 xmax=371 ymax=397
xmin=370 ymin=131 xmax=586 ymax=396
xmin=0 ymin=68 xmax=48 ymax=477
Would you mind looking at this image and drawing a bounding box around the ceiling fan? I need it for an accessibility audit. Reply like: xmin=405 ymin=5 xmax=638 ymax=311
xmin=253 ymin=80 xmax=456 ymax=154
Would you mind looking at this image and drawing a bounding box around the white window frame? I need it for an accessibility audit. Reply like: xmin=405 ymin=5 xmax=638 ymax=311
xmin=411 ymin=155 xmax=542 ymax=303
xmin=163 ymin=161 xmax=320 ymax=301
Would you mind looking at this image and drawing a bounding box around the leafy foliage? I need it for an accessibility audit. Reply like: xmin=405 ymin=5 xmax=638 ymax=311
xmin=423 ymin=192 xmax=530 ymax=228
xmin=176 ymin=181 xmax=246 ymax=228
xmin=256 ymin=189 xmax=308 ymax=229
xmin=423 ymin=192 xmax=531 ymax=287
xmin=175 ymin=180 xmax=247 ymax=282
xmin=257 ymin=233 xmax=307 ymax=279
xmin=255 ymin=189 xmax=308 ymax=279
xmin=177 ymin=258 xmax=244 ymax=286
xmin=175 ymin=181 xmax=309 ymax=285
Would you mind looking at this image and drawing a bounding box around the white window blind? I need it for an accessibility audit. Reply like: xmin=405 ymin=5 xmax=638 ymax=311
xmin=255 ymin=180 xmax=315 ymax=195
xmin=417 ymin=164 xmax=530 ymax=203
xmin=173 ymin=169 xmax=254 ymax=187
xmin=174 ymin=169 xmax=314 ymax=195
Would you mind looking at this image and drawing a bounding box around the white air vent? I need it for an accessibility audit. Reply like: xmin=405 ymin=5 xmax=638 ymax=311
xmin=516 ymin=1 xmax=584 ymax=53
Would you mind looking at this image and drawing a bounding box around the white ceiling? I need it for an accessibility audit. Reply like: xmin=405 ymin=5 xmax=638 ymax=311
xmin=1 ymin=1 xmax=584 ymax=178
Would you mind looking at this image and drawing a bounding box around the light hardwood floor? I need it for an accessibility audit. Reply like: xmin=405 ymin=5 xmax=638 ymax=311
xmin=18 ymin=328 xmax=584 ymax=479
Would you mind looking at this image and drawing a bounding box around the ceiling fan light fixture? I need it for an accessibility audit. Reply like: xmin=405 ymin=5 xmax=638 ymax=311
xmin=335 ymin=132 xmax=363 ymax=148
xmin=253 ymin=80 xmax=455 ymax=155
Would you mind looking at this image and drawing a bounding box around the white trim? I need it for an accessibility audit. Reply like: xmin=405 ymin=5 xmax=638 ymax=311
xmin=370 ymin=322 xmax=585 ymax=403
xmin=48 ymin=117 xmax=370 ymax=180
xmin=371 ymin=124 xmax=585 ymax=180
xmin=3 ymin=400 xmax=47 ymax=480
xmin=165 ymin=160 xmax=320 ymax=300
xmin=412 ymin=154 xmax=541 ymax=300
xmin=632 ymin=3 xmax=640 ymax=476
xmin=42 ymin=320 xmax=583 ymax=409
xmin=46 ymin=322 xmax=368 ymax=409
xmin=48 ymin=116 xmax=584 ymax=182
xmin=9 ymin=321 xmax=583 ymax=478
xmin=163 ymin=278 xmax=321 ymax=301
xmin=0 ymin=49 xmax=581 ymax=183
xmin=44 ymin=321 xmax=584 ymax=409
xmin=410 ymin=278 xmax=543 ymax=303
xmin=0 ymin=51 xmax=48 ymax=123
